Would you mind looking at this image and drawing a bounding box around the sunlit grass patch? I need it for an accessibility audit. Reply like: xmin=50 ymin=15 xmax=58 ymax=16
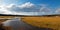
xmin=22 ymin=16 xmax=60 ymax=30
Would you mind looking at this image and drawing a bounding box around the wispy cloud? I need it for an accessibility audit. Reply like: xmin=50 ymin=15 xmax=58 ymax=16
xmin=55 ymin=8 xmax=60 ymax=14
xmin=0 ymin=2 xmax=54 ymax=15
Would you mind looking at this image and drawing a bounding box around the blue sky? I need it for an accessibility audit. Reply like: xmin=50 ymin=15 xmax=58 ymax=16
xmin=1 ymin=0 xmax=60 ymax=7
xmin=0 ymin=0 xmax=60 ymax=15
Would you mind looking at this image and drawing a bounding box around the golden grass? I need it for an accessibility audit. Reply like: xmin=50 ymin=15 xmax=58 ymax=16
xmin=22 ymin=16 xmax=60 ymax=30
xmin=0 ymin=16 xmax=60 ymax=30
xmin=0 ymin=16 xmax=15 ymax=22
xmin=0 ymin=16 xmax=15 ymax=18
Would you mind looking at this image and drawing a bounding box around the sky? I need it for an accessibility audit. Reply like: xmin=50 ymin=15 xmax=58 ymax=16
xmin=0 ymin=0 xmax=60 ymax=15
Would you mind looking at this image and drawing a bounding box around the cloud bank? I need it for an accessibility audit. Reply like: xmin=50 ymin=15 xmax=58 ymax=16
xmin=0 ymin=2 xmax=59 ymax=15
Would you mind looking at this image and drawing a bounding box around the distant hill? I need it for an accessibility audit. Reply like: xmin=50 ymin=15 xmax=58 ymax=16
xmin=0 ymin=14 xmax=60 ymax=17
xmin=0 ymin=14 xmax=25 ymax=16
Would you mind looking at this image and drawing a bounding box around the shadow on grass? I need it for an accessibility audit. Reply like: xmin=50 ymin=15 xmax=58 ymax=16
xmin=23 ymin=24 xmax=54 ymax=30
xmin=21 ymin=20 xmax=54 ymax=30
xmin=31 ymin=27 xmax=54 ymax=30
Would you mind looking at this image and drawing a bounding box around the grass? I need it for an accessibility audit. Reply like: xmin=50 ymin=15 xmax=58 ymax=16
xmin=21 ymin=16 xmax=60 ymax=30
xmin=0 ymin=16 xmax=60 ymax=30
xmin=0 ymin=16 xmax=15 ymax=18
xmin=0 ymin=16 xmax=15 ymax=22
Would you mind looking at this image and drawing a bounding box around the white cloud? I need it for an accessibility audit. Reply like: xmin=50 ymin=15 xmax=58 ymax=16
xmin=0 ymin=2 xmax=53 ymax=15
xmin=7 ymin=2 xmax=39 ymax=12
xmin=0 ymin=5 xmax=12 ymax=14
xmin=19 ymin=2 xmax=35 ymax=8
xmin=55 ymin=8 xmax=60 ymax=14
xmin=6 ymin=4 xmax=15 ymax=8
xmin=40 ymin=7 xmax=51 ymax=12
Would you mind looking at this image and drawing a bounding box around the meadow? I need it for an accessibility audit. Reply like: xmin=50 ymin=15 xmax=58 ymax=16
xmin=22 ymin=16 xmax=60 ymax=30
xmin=0 ymin=16 xmax=60 ymax=30
xmin=0 ymin=16 xmax=15 ymax=22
